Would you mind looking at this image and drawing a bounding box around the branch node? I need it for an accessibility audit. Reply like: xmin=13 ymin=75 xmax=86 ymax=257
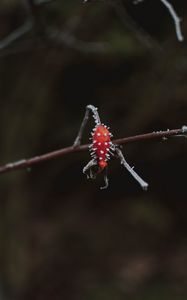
xmin=182 ymin=125 xmax=187 ymax=134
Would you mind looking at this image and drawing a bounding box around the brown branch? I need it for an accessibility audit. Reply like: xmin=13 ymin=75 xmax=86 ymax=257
xmin=0 ymin=126 xmax=186 ymax=175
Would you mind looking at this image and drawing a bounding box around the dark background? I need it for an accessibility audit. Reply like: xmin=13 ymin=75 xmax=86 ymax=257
xmin=0 ymin=0 xmax=187 ymax=299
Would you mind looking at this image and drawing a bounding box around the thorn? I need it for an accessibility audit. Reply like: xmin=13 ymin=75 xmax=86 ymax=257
xmin=109 ymin=151 xmax=114 ymax=156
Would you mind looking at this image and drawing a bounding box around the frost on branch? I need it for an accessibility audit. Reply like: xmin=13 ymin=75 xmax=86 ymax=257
xmin=134 ymin=0 xmax=184 ymax=41
xmin=74 ymin=104 xmax=148 ymax=190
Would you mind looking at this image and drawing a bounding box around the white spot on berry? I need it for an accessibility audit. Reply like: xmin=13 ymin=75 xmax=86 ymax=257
xmin=100 ymin=150 xmax=104 ymax=154
xmin=99 ymin=157 xmax=102 ymax=160
xmin=104 ymin=142 xmax=108 ymax=145
xmin=97 ymin=133 xmax=101 ymax=136
xmin=98 ymin=142 xmax=101 ymax=146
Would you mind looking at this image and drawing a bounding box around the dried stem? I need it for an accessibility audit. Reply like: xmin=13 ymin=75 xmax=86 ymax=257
xmin=0 ymin=0 xmax=107 ymax=55
xmin=0 ymin=126 xmax=186 ymax=175
xmin=115 ymin=147 xmax=148 ymax=190
xmin=0 ymin=20 xmax=33 ymax=50
xmin=160 ymin=0 xmax=184 ymax=42
xmin=134 ymin=0 xmax=184 ymax=42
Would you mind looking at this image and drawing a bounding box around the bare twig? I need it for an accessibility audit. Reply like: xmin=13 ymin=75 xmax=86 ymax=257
xmin=0 ymin=0 xmax=183 ymax=56
xmin=160 ymin=0 xmax=183 ymax=41
xmin=0 ymin=20 xmax=33 ymax=50
xmin=45 ymin=13 xmax=108 ymax=52
xmin=0 ymin=0 xmax=107 ymax=55
xmin=48 ymin=28 xmax=108 ymax=53
xmin=0 ymin=126 xmax=186 ymax=175
xmin=74 ymin=104 xmax=101 ymax=146
xmin=110 ymin=0 xmax=162 ymax=51
xmin=115 ymin=147 xmax=148 ymax=190
xmin=134 ymin=0 xmax=184 ymax=42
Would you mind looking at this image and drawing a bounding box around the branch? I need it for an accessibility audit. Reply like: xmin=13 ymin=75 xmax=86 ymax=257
xmin=110 ymin=0 xmax=162 ymax=51
xmin=160 ymin=0 xmax=184 ymax=42
xmin=0 ymin=1 xmax=53 ymax=52
xmin=0 ymin=20 xmax=33 ymax=50
xmin=48 ymin=27 xmax=108 ymax=53
xmin=0 ymin=0 xmax=107 ymax=55
xmin=134 ymin=0 xmax=184 ymax=42
xmin=0 ymin=126 xmax=186 ymax=175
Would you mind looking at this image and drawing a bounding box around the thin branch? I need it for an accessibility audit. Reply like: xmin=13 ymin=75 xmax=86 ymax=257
xmin=46 ymin=13 xmax=108 ymax=53
xmin=160 ymin=0 xmax=184 ymax=42
xmin=0 ymin=1 xmax=107 ymax=56
xmin=0 ymin=20 xmax=33 ymax=50
xmin=115 ymin=147 xmax=148 ymax=190
xmin=74 ymin=104 xmax=101 ymax=147
xmin=0 ymin=126 xmax=186 ymax=175
xmin=110 ymin=0 xmax=162 ymax=51
xmin=134 ymin=0 xmax=184 ymax=42
xmin=47 ymin=28 xmax=108 ymax=53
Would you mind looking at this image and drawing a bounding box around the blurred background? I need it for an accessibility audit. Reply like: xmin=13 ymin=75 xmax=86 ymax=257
xmin=0 ymin=0 xmax=187 ymax=299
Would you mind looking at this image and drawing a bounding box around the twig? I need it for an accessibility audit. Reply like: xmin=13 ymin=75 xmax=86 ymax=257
xmin=0 ymin=126 xmax=186 ymax=175
xmin=110 ymin=0 xmax=162 ymax=51
xmin=160 ymin=0 xmax=184 ymax=42
xmin=47 ymin=28 xmax=108 ymax=53
xmin=0 ymin=1 xmax=107 ymax=55
xmin=115 ymin=147 xmax=148 ymax=190
xmin=134 ymin=0 xmax=184 ymax=42
xmin=0 ymin=20 xmax=33 ymax=50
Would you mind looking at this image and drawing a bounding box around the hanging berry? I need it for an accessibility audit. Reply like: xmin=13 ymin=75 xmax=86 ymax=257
xmin=90 ymin=124 xmax=113 ymax=169
xmin=74 ymin=105 xmax=148 ymax=190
